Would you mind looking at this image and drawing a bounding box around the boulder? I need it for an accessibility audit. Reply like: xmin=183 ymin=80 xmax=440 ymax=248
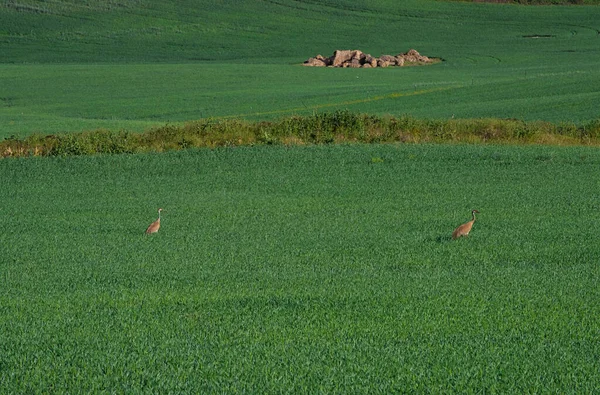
xmin=365 ymin=54 xmax=378 ymax=68
xmin=351 ymin=50 xmax=365 ymax=61
xmin=332 ymin=50 xmax=354 ymax=67
xmin=303 ymin=56 xmax=327 ymax=67
xmin=401 ymin=49 xmax=427 ymax=63
xmin=379 ymin=54 xmax=397 ymax=65
xmin=349 ymin=59 xmax=362 ymax=68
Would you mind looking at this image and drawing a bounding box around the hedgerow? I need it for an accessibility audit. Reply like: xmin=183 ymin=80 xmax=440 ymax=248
xmin=2 ymin=111 xmax=600 ymax=158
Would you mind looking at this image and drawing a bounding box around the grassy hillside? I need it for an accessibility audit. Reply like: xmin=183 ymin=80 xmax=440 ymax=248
xmin=2 ymin=0 xmax=598 ymax=64
xmin=2 ymin=144 xmax=600 ymax=392
xmin=3 ymin=2 xmax=600 ymax=392
xmin=1 ymin=0 xmax=600 ymax=137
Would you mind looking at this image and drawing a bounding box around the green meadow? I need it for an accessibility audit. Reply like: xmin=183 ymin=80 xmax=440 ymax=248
xmin=1 ymin=0 xmax=600 ymax=137
xmin=2 ymin=0 xmax=600 ymax=392
xmin=2 ymin=144 xmax=600 ymax=392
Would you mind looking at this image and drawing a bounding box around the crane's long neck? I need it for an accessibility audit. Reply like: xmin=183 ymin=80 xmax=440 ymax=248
xmin=158 ymin=210 xmax=161 ymax=220
xmin=471 ymin=211 xmax=477 ymax=222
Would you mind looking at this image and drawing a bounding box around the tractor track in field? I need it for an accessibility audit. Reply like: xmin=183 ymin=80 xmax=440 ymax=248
xmin=463 ymin=55 xmax=502 ymax=64
xmin=559 ymin=23 xmax=600 ymax=36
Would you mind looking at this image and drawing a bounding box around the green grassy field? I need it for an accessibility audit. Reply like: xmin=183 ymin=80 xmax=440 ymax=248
xmin=2 ymin=144 xmax=600 ymax=392
xmin=3 ymin=0 xmax=600 ymax=392
xmin=1 ymin=1 xmax=600 ymax=138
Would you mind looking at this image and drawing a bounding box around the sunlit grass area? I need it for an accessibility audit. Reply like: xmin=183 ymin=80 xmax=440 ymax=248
xmin=1 ymin=1 xmax=600 ymax=137
xmin=2 ymin=0 xmax=600 ymax=391
xmin=2 ymin=144 xmax=600 ymax=392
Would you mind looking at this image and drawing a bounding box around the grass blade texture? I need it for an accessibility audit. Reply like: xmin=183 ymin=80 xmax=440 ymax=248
xmin=1 ymin=144 xmax=599 ymax=392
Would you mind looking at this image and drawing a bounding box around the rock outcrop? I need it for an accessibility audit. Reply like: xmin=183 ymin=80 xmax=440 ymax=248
xmin=303 ymin=49 xmax=437 ymax=68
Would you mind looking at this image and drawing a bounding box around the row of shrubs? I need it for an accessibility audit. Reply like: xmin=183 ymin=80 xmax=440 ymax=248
xmin=3 ymin=111 xmax=600 ymax=158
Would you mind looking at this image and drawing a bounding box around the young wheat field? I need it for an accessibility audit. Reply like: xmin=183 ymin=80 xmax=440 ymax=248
xmin=1 ymin=1 xmax=600 ymax=137
xmin=1 ymin=144 xmax=600 ymax=392
xmin=2 ymin=0 xmax=600 ymax=392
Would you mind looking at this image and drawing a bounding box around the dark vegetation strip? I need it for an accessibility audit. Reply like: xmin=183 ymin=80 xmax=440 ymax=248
xmin=3 ymin=111 xmax=600 ymax=158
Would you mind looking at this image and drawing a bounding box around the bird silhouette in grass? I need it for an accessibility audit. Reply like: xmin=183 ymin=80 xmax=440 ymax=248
xmin=145 ymin=208 xmax=163 ymax=234
xmin=452 ymin=209 xmax=479 ymax=240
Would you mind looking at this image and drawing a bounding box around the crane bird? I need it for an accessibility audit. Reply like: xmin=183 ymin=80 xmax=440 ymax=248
xmin=145 ymin=208 xmax=163 ymax=234
xmin=452 ymin=209 xmax=480 ymax=240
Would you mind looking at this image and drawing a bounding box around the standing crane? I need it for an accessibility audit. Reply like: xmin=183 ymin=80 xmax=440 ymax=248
xmin=145 ymin=208 xmax=163 ymax=234
xmin=452 ymin=209 xmax=479 ymax=240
